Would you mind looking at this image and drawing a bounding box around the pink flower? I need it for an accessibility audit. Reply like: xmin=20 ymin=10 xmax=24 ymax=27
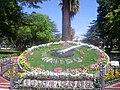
xmin=96 ymin=49 xmax=104 ymax=57
xmin=22 ymin=55 xmax=26 ymax=60
xmin=77 ymin=68 xmax=82 ymax=71
xmin=101 ymin=53 xmax=105 ymax=57
xmin=90 ymin=63 xmax=98 ymax=67
xmin=98 ymin=58 xmax=104 ymax=62
xmin=84 ymin=67 xmax=88 ymax=70
xmin=27 ymin=50 xmax=33 ymax=55
xmin=71 ymin=69 xmax=76 ymax=72
xmin=54 ymin=66 xmax=62 ymax=73
xmin=64 ymin=68 xmax=71 ymax=72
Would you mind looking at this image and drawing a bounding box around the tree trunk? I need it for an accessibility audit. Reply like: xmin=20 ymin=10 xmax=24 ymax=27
xmin=62 ymin=0 xmax=71 ymax=41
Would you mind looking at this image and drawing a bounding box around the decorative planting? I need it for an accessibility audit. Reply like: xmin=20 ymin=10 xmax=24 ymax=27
xmin=18 ymin=41 xmax=110 ymax=79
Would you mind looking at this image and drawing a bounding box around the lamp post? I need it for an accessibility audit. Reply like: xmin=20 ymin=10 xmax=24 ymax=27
xmin=113 ymin=66 xmax=116 ymax=76
xmin=99 ymin=64 xmax=105 ymax=90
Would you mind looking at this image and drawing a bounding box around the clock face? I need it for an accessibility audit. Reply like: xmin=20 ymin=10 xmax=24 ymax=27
xmin=18 ymin=41 xmax=109 ymax=74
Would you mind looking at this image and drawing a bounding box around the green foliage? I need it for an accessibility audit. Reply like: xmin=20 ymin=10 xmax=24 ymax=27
xmin=0 ymin=0 xmax=23 ymax=43
xmin=0 ymin=0 xmax=53 ymax=47
xmin=15 ymin=26 xmax=32 ymax=47
xmin=83 ymin=20 xmax=99 ymax=44
xmin=104 ymin=67 xmax=120 ymax=82
xmin=96 ymin=0 xmax=120 ymax=50
xmin=51 ymin=21 xmax=58 ymax=33
xmin=18 ymin=0 xmax=48 ymax=8
xmin=51 ymin=21 xmax=61 ymax=41
xmin=28 ymin=12 xmax=53 ymax=44
xmin=13 ymin=12 xmax=54 ymax=48
xmin=60 ymin=0 xmax=80 ymax=17
xmin=92 ymin=77 xmax=100 ymax=89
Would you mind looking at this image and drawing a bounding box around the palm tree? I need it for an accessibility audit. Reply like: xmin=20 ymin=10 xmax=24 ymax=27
xmin=18 ymin=0 xmax=80 ymax=41
xmin=18 ymin=0 xmax=48 ymax=8
xmin=60 ymin=0 xmax=80 ymax=41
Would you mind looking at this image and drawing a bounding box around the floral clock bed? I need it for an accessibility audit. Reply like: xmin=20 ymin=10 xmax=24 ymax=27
xmin=18 ymin=41 xmax=109 ymax=79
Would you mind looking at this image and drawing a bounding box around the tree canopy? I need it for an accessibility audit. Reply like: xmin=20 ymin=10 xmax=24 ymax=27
xmin=84 ymin=0 xmax=120 ymax=50
xmin=29 ymin=12 xmax=53 ymax=44
xmin=0 ymin=0 xmax=23 ymax=43
xmin=0 ymin=0 xmax=54 ymax=48
xmin=18 ymin=0 xmax=48 ymax=8
xmin=15 ymin=12 xmax=53 ymax=47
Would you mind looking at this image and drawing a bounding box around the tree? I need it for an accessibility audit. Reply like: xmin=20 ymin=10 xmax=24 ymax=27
xmin=51 ymin=21 xmax=61 ymax=41
xmin=104 ymin=0 xmax=120 ymax=50
xmin=0 ymin=0 xmax=23 ymax=44
xmin=28 ymin=12 xmax=53 ymax=44
xmin=83 ymin=20 xmax=101 ymax=45
xmin=18 ymin=0 xmax=48 ymax=8
xmin=71 ymin=27 xmax=75 ymax=39
xmin=60 ymin=0 xmax=80 ymax=41
xmin=18 ymin=0 xmax=80 ymax=41
xmin=96 ymin=0 xmax=109 ymax=39
xmin=14 ymin=12 xmax=53 ymax=48
xmin=15 ymin=26 xmax=32 ymax=48
xmin=96 ymin=0 xmax=120 ymax=50
xmin=51 ymin=21 xmax=59 ymax=35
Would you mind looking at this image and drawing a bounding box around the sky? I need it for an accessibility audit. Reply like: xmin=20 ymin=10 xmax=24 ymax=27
xmin=22 ymin=0 xmax=98 ymax=39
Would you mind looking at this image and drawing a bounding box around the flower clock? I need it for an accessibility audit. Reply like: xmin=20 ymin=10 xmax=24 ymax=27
xmin=18 ymin=41 xmax=110 ymax=79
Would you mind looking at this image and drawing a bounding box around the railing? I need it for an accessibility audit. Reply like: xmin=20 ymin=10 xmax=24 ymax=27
xmin=0 ymin=44 xmax=31 ymax=49
xmin=0 ymin=57 xmax=106 ymax=90
xmin=14 ymin=66 xmax=105 ymax=90
xmin=0 ymin=58 xmax=11 ymax=75
xmin=0 ymin=45 xmax=16 ymax=49
xmin=17 ymin=78 xmax=94 ymax=90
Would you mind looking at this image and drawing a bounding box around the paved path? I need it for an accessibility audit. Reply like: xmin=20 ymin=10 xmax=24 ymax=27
xmin=105 ymin=82 xmax=120 ymax=90
xmin=0 ymin=76 xmax=10 ymax=89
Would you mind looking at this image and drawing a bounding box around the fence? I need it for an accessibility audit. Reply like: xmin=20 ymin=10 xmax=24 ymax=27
xmin=0 ymin=58 xmax=11 ymax=75
xmin=14 ymin=66 xmax=105 ymax=90
xmin=0 ymin=44 xmax=31 ymax=49
xmin=0 ymin=57 xmax=106 ymax=90
xmin=19 ymin=79 xmax=93 ymax=90
xmin=15 ymin=71 xmax=104 ymax=90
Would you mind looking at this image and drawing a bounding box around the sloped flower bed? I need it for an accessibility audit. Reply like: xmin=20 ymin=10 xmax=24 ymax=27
xmin=18 ymin=41 xmax=110 ymax=79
